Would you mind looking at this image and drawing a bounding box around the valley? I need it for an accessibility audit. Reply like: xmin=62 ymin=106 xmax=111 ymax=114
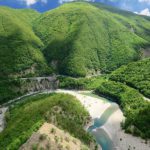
xmin=0 ymin=1 xmax=150 ymax=150
xmin=0 ymin=89 xmax=149 ymax=150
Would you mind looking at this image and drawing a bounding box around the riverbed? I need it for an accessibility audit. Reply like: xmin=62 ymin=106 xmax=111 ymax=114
xmin=1 ymin=89 xmax=150 ymax=150
xmin=55 ymin=90 xmax=123 ymax=150
xmin=56 ymin=90 xmax=150 ymax=150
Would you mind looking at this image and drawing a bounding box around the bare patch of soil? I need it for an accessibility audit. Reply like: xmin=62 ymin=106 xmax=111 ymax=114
xmin=20 ymin=123 xmax=89 ymax=150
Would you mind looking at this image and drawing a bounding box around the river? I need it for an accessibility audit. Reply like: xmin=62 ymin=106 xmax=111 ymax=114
xmin=1 ymin=89 xmax=150 ymax=150
xmin=88 ymin=104 xmax=119 ymax=150
xmin=56 ymin=90 xmax=123 ymax=150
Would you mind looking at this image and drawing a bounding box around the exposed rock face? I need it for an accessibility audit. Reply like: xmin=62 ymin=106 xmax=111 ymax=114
xmin=142 ymin=48 xmax=150 ymax=58
xmin=0 ymin=107 xmax=8 ymax=132
xmin=0 ymin=76 xmax=59 ymax=104
xmin=20 ymin=76 xmax=59 ymax=93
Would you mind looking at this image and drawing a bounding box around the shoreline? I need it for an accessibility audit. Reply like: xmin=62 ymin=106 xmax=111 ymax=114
xmin=56 ymin=90 xmax=150 ymax=150
xmin=0 ymin=89 xmax=149 ymax=150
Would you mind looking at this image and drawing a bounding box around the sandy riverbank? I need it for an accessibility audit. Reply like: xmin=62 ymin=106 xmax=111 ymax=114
xmin=56 ymin=89 xmax=150 ymax=150
xmin=0 ymin=89 xmax=149 ymax=149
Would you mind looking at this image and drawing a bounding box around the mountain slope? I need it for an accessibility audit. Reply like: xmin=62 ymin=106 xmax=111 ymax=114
xmin=0 ymin=7 xmax=51 ymax=79
xmin=0 ymin=7 xmax=52 ymax=103
xmin=0 ymin=2 xmax=150 ymax=103
xmin=95 ymin=80 xmax=150 ymax=139
xmin=33 ymin=2 xmax=150 ymax=77
xmin=0 ymin=94 xmax=95 ymax=149
xmin=93 ymin=3 xmax=150 ymax=55
xmin=110 ymin=58 xmax=150 ymax=98
xmin=0 ymin=6 xmax=40 ymax=26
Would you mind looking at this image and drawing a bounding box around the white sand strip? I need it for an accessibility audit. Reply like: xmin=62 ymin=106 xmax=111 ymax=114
xmin=56 ymin=89 xmax=150 ymax=150
xmin=56 ymin=90 xmax=111 ymax=119
xmin=1 ymin=89 xmax=149 ymax=150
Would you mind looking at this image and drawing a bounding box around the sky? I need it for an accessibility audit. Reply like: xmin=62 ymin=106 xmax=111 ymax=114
xmin=0 ymin=0 xmax=150 ymax=16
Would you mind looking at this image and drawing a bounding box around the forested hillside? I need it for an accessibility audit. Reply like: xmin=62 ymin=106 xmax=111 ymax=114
xmin=110 ymin=58 xmax=150 ymax=98
xmin=0 ymin=2 xmax=150 ymax=102
xmin=95 ymin=81 xmax=150 ymax=139
xmin=0 ymin=2 xmax=150 ymax=78
xmin=0 ymin=2 xmax=149 ymax=148
xmin=0 ymin=7 xmax=52 ymax=102
xmin=0 ymin=7 xmax=51 ymax=79
xmin=34 ymin=2 xmax=150 ymax=77
xmin=93 ymin=3 xmax=150 ymax=43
